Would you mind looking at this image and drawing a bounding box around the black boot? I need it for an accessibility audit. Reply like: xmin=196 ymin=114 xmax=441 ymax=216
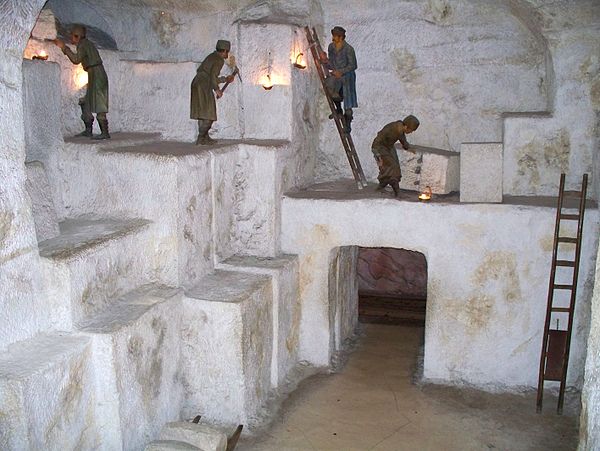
xmin=391 ymin=181 xmax=400 ymax=197
xmin=195 ymin=120 xmax=216 ymax=145
xmin=375 ymin=181 xmax=387 ymax=191
xmin=93 ymin=118 xmax=111 ymax=140
xmin=76 ymin=120 xmax=93 ymax=138
xmin=328 ymin=101 xmax=343 ymax=119
xmin=344 ymin=109 xmax=353 ymax=133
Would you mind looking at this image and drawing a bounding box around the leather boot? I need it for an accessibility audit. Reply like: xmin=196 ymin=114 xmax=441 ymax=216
xmin=93 ymin=118 xmax=111 ymax=140
xmin=391 ymin=181 xmax=400 ymax=197
xmin=195 ymin=120 xmax=216 ymax=145
xmin=344 ymin=109 xmax=353 ymax=133
xmin=375 ymin=181 xmax=387 ymax=191
xmin=76 ymin=120 xmax=93 ymax=137
xmin=328 ymin=101 xmax=343 ymax=119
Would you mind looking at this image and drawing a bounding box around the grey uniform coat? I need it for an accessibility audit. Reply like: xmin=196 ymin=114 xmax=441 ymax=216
xmin=190 ymin=51 xmax=227 ymax=121
xmin=63 ymin=38 xmax=109 ymax=113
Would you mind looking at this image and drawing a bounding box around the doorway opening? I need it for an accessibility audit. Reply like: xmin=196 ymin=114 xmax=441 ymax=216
xmin=357 ymin=247 xmax=427 ymax=326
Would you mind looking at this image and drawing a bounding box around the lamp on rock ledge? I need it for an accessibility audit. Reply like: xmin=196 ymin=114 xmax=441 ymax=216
xmin=261 ymin=74 xmax=273 ymax=90
xmin=293 ymin=52 xmax=306 ymax=69
xmin=419 ymin=186 xmax=432 ymax=201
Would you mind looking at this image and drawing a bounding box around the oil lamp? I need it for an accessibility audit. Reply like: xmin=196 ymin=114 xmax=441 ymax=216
xmin=418 ymin=185 xmax=432 ymax=201
xmin=32 ymin=50 xmax=48 ymax=61
xmin=293 ymin=52 xmax=306 ymax=69
xmin=261 ymin=74 xmax=273 ymax=90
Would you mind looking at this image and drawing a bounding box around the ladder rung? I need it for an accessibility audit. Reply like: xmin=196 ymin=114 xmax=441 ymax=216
xmin=551 ymin=307 xmax=571 ymax=313
xmin=555 ymin=260 xmax=575 ymax=267
xmin=553 ymin=284 xmax=573 ymax=290
xmin=562 ymin=190 xmax=583 ymax=198
xmin=559 ymin=214 xmax=579 ymax=220
xmin=557 ymin=237 xmax=578 ymax=244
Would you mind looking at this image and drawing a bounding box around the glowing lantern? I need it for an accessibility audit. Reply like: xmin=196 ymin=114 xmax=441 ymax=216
xmin=32 ymin=49 xmax=48 ymax=61
xmin=293 ymin=52 xmax=306 ymax=69
xmin=418 ymin=186 xmax=432 ymax=201
xmin=261 ymin=74 xmax=273 ymax=90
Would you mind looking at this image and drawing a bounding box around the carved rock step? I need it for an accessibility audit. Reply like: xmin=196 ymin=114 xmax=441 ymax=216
xmin=0 ymin=333 xmax=101 ymax=450
xmin=219 ymin=254 xmax=300 ymax=387
xmin=38 ymin=216 xmax=176 ymax=325
xmin=181 ymin=270 xmax=273 ymax=425
xmin=78 ymin=284 xmax=184 ymax=451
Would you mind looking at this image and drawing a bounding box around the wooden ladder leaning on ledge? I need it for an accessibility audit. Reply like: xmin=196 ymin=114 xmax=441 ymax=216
xmin=536 ymin=173 xmax=588 ymax=414
xmin=304 ymin=26 xmax=368 ymax=190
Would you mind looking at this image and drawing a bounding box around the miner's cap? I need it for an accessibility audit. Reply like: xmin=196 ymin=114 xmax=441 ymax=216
xmin=331 ymin=26 xmax=346 ymax=36
xmin=216 ymin=40 xmax=231 ymax=51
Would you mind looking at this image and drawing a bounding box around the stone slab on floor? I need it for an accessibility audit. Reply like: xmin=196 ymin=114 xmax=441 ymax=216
xmin=0 ymin=333 xmax=103 ymax=450
xmin=399 ymin=144 xmax=459 ymax=195
xmin=220 ymin=255 xmax=300 ymax=387
xmin=460 ymin=142 xmax=503 ymax=203
xmin=181 ymin=270 xmax=273 ymax=424
xmin=159 ymin=422 xmax=227 ymax=451
xmin=79 ymin=284 xmax=184 ymax=451
xmin=146 ymin=440 xmax=202 ymax=450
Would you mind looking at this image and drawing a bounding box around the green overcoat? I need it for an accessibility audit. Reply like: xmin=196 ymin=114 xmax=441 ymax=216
xmin=63 ymin=38 xmax=109 ymax=113
xmin=190 ymin=52 xmax=226 ymax=121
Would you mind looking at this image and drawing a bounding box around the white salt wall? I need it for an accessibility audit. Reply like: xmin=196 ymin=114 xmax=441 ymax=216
xmin=0 ymin=0 xmax=52 ymax=352
xmin=281 ymin=196 xmax=599 ymax=389
xmin=503 ymin=1 xmax=600 ymax=197
xmin=317 ymin=0 xmax=548 ymax=183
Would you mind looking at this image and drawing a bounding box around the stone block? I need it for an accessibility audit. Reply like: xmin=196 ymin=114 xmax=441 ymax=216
xmin=25 ymin=161 xmax=60 ymax=242
xmin=79 ymin=284 xmax=184 ymax=451
xmin=0 ymin=333 xmax=104 ymax=450
xmin=181 ymin=270 xmax=273 ymax=424
xmin=212 ymin=143 xmax=284 ymax=261
xmin=220 ymin=254 xmax=300 ymax=387
xmin=398 ymin=144 xmax=459 ymax=195
xmin=159 ymin=422 xmax=227 ymax=451
xmin=460 ymin=142 xmax=503 ymax=203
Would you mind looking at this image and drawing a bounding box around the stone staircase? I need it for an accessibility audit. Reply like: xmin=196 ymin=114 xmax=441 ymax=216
xmin=6 ymin=126 xmax=304 ymax=450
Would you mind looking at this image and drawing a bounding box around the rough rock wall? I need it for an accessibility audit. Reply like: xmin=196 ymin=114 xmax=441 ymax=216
xmin=0 ymin=0 xmax=53 ymax=351
xmin=580 ymin=244 xmax=600 ymax=450
xmin=503 ymin=0 xmax=600 ymax=197
xmin=316 ymin=0 xmax=548 ymax=182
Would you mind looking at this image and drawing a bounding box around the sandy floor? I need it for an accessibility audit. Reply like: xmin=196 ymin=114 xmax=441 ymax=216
xmin=237 ymin=323 xmax=579 ymax=451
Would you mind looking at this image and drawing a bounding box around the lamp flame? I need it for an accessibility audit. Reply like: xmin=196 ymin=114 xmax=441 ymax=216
xmin=32 ymin=49 xmax=49 ymax=61
xmin=418 ymin=186 xmax=432 ymax=201
xmin=261 ymin=74 xmax=273 ymax=90
xmin=293 ymin=53 xmax=306 ymax=69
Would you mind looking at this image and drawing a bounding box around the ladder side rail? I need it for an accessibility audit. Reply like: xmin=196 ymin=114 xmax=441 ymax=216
xmin=345 ymin=133 xmax=368 ymax=185
xmin=537 ymin=173 xmax=567 ymax=412
xmin=304 ymin=27 xmax=364 ymax=187
xmin=557 ymin=174 xmax=588 ymax=414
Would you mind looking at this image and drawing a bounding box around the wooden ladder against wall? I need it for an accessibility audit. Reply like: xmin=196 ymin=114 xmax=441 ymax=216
xmin=304 ymin=26 xmax=368 ymax=190
xmin=536 ymin=173 xmax=588 ymax=414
